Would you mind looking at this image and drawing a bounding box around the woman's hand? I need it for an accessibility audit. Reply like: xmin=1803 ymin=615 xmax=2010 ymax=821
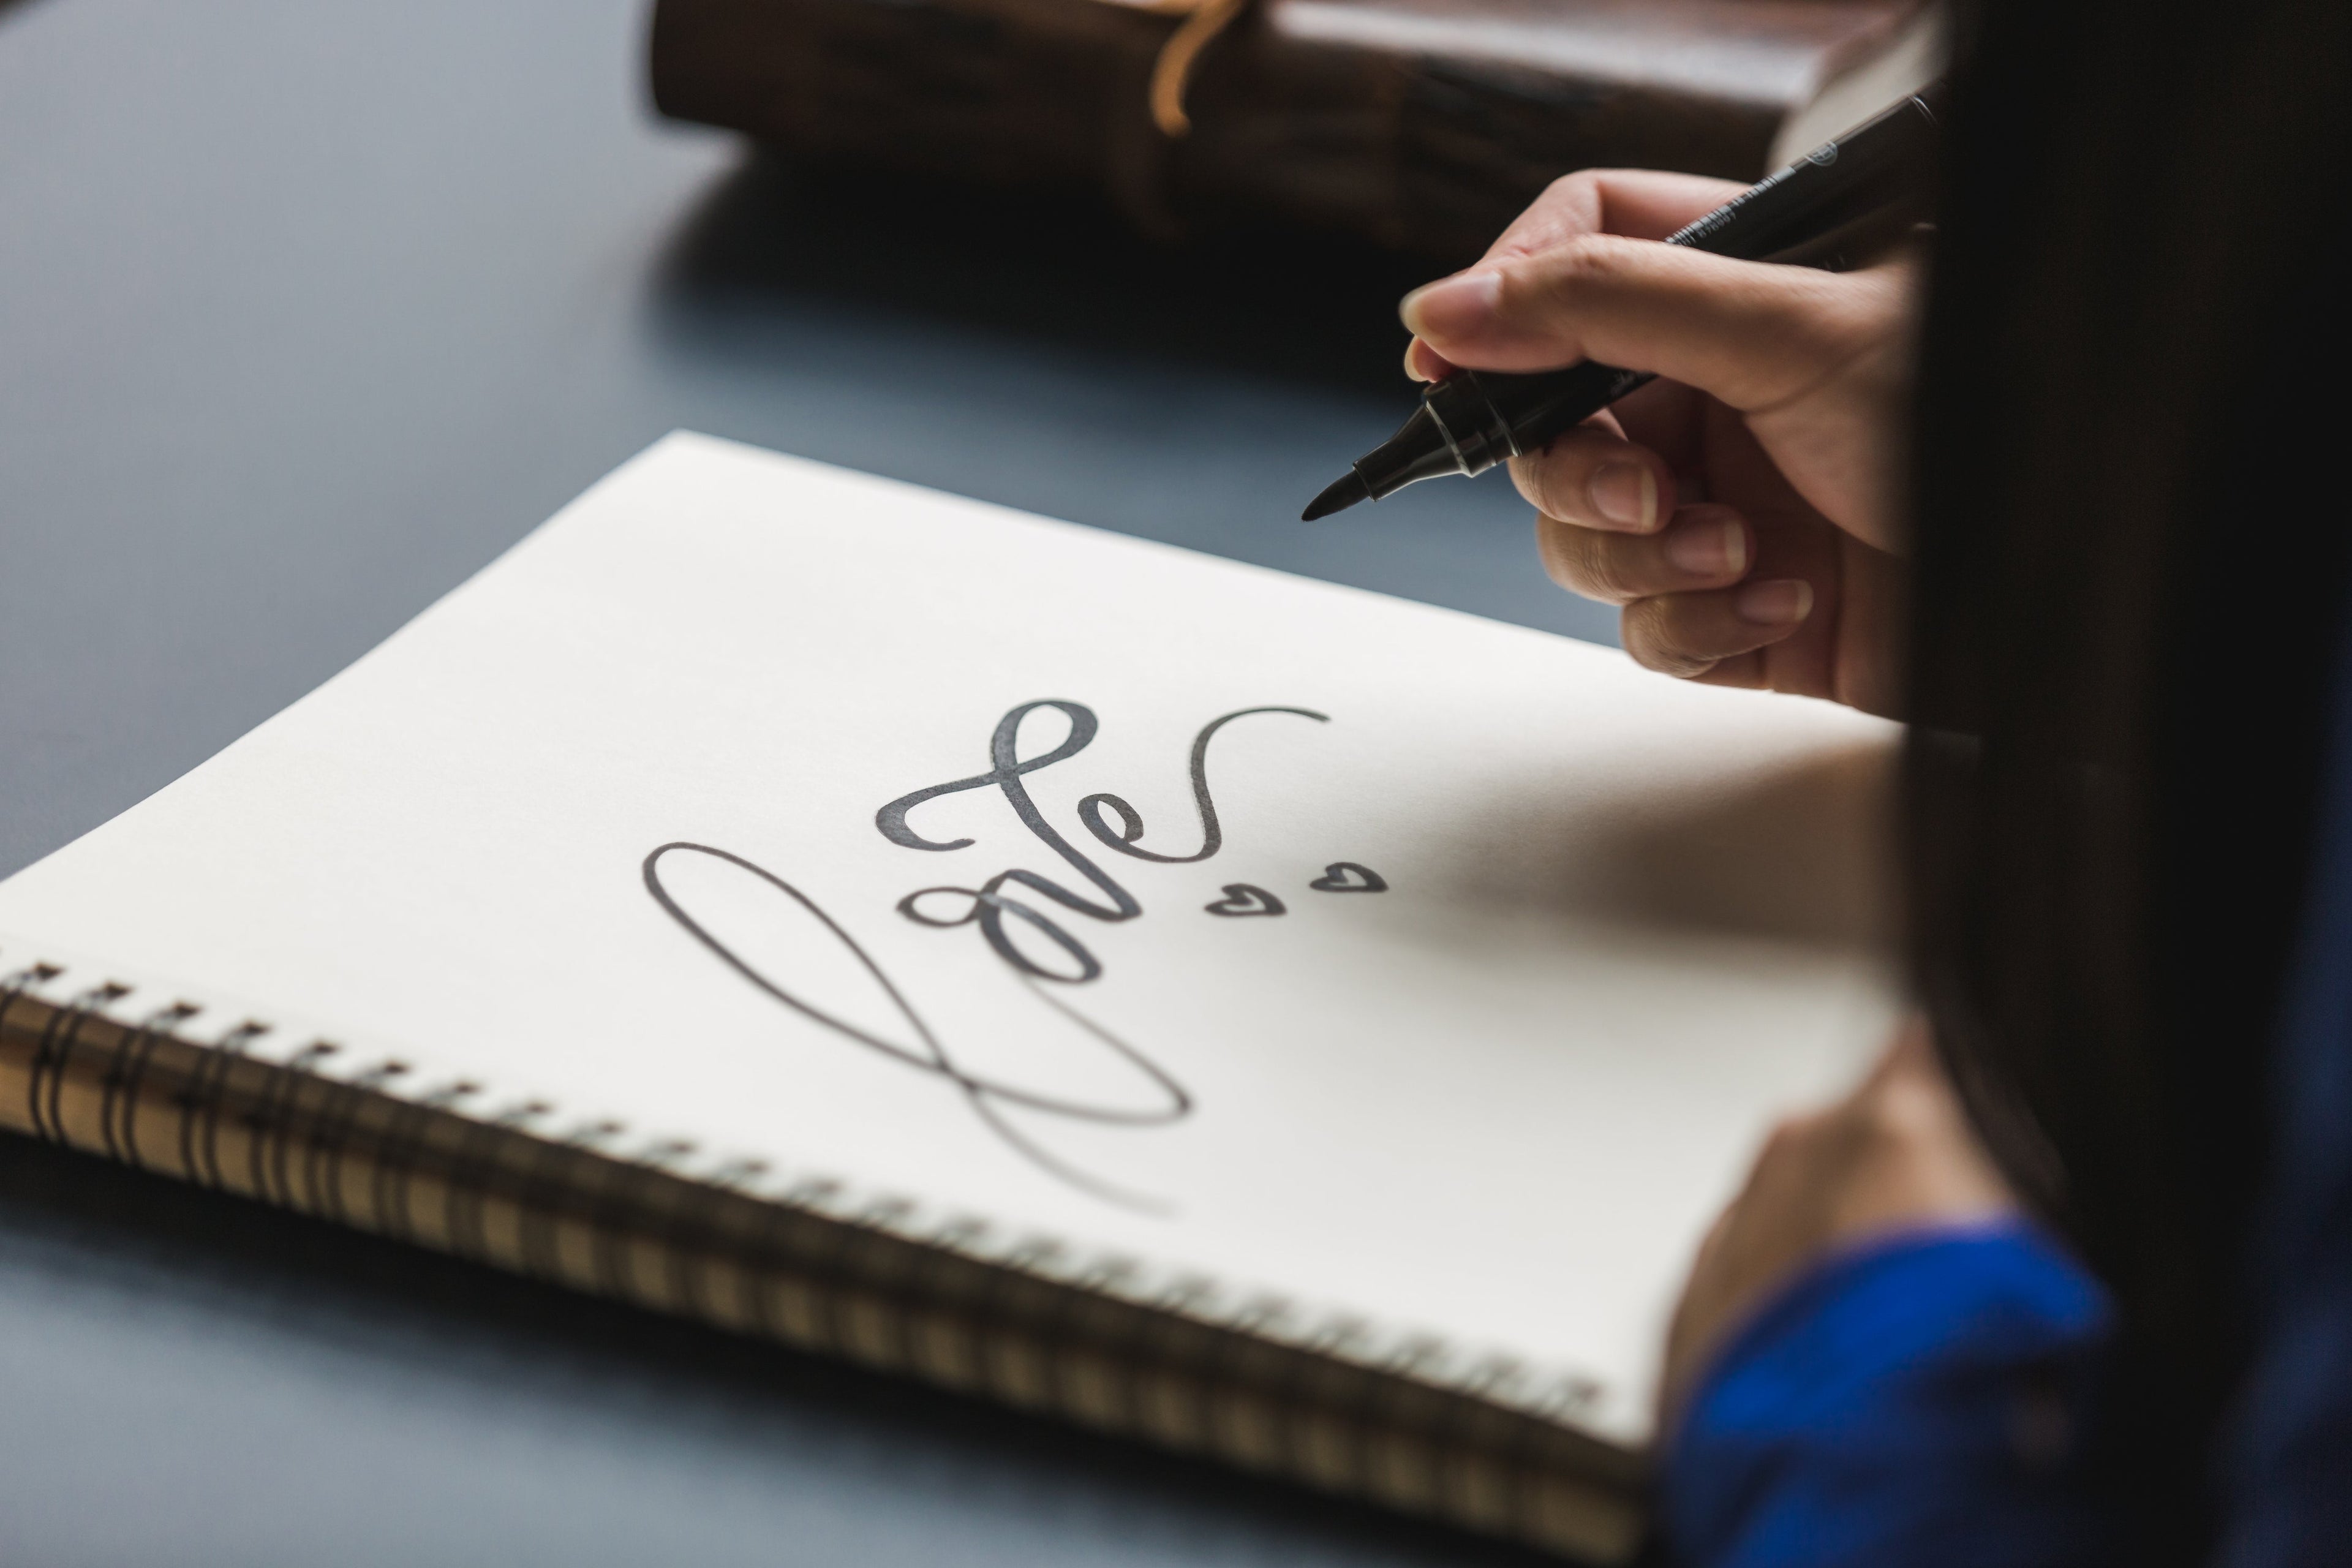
xmin=1400 ymin=170 xmax=1920 ymax=717
xmin=1659 ymin=1020 xmax=2017 ymax=1424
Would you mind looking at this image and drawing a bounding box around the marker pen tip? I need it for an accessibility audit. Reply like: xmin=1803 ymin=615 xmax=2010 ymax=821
xmin=1300 ymin=470 xmax=1371 ymax=521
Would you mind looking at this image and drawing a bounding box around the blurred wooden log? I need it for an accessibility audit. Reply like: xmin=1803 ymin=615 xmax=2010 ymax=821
xmin=650 ymin=0 xmax=1928 ymax=265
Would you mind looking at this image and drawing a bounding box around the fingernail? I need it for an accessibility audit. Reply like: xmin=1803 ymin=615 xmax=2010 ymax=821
xmin=1588 ymin=462 xmax=1656 ymax=531
xmin=1399 ymin=271 xmax=1502 ymax=339
xmin=1665 ymin=515 xmax=1746 ymax=576
xmin=1735 ymin=578 xmax=1813 ymax=626
xmin=1403 ymin=341 xmax=1430 ymax=382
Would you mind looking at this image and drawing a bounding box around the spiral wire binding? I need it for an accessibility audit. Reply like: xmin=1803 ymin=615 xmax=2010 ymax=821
xmin=0 ymin=945 xmax=1642 ymax=1561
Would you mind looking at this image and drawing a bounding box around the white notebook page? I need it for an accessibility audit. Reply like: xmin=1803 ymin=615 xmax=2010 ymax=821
xmin=0 ymin=432 xmax=1899 ymax=1444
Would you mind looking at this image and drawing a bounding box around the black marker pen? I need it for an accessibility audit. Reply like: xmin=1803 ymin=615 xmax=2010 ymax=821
xmin=1301 ymin=88 xmax=1943 ymax=521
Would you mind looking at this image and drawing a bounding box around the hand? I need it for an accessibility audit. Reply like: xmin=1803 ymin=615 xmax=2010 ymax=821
xmin=1659 ymin=1020 xmax=2016 ymax=1425
xmin=1399 ymin=170 xmax=1920 ymax=717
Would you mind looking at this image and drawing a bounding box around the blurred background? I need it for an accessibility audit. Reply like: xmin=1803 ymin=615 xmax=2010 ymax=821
xmin=0 ymin=0 xmax=1928 ymax=1561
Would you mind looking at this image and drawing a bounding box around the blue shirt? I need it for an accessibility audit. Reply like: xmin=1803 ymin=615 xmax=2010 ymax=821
xmin=1664 ymin=1227 xmax=2108 ymax=1567
xmin=1663 ymin=628 xmax=2352 ymax=1566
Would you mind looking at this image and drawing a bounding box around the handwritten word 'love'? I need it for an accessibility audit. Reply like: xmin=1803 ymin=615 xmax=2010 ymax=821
xmin=875 ymin=701 xmax=1326 ymax=983
xmin=646 ymin=699 xmax=1387 ymax=1207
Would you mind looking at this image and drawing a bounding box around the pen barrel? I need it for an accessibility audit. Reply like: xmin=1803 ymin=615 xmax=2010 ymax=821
xmin=1667 ymin=90 xmax=1940 ymax=263
xmin=1442 ymin=363 xmax=1656 ymax=477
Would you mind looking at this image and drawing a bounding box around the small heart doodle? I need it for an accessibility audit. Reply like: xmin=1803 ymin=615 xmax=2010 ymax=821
xmin=1308 ymin=862 xmax=1388 ymax=893
xmin=1204 ymin=883 xmax=1287 ymax=918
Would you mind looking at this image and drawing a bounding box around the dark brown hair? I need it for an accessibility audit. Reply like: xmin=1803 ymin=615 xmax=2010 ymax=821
xmin=1907 ymin=0 xmax=2352 ymax=1555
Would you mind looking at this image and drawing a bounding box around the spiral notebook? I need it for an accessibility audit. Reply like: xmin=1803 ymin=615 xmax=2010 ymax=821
xmin=0 ymin=432 xmax=1896 ymax=1559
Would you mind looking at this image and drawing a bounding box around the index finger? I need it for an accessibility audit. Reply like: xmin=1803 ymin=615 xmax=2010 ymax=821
xmin=1482 ymin=168 xmax=1751 ymax=267
xmin=1407 ymin=170 xmax=1751 ymax=382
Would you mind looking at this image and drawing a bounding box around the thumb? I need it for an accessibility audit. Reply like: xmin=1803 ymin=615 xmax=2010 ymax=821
xmin=1401 ymin=236 xmax=1893 ymax=415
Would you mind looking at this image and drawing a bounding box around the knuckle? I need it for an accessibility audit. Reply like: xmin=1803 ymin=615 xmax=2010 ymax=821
xmin=1543 ymin=525 xmax=1636 ymax=605
xmin=1579 ymin=544 xmax=1641 ymax=604
xmin=1621 ymin=597 xmax=1718 ymax=677
xmin=1517 ymin=429 xmax=1628 ymax=523
xmin=1542 ymin=233 xmax=1640 ymax=295
xmin=1509 ymin=451 xmax=1563 ymax=517
xmin=1515 ymin=445 xmax=1589 ymax=521
xmin=1502 ymin=241 xmax=1604 ymax=323
xmin=1489 ymin=173 xmax=1608 ymax=265
xmin=1537 ymin=170 xmax=1604 ymax=211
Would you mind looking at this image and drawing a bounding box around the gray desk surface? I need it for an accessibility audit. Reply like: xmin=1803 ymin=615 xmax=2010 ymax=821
xmin=0 ymin=1 xmax=1614 ymax=1561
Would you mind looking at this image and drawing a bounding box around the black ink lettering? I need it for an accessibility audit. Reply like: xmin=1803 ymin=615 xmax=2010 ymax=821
xmin=895 ymin=881 xmax=1102 ymax=983
xmin=650 ymin=699 xmax=1363 ymax=1208
xmin=1204 ymin=884 xmax=1287 ymax=918
xmin=1079 ymin=707 xmax=1329 ymax=863
xmin=876 ymin=701 xmax=1140 ymax=938
xmin=645 ymin=842 xmax=1187 ymax=1211
xmin=874 ymin=702 xmax=1333 ymax=979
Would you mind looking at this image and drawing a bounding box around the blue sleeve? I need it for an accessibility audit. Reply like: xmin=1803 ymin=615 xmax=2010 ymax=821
xmin=1663 ymin=1225 xmax=2110 ymax=1568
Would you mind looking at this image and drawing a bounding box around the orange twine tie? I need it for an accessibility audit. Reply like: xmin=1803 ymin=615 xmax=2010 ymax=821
xmin=1110 ymin=0 xmax=1254 ymax=135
